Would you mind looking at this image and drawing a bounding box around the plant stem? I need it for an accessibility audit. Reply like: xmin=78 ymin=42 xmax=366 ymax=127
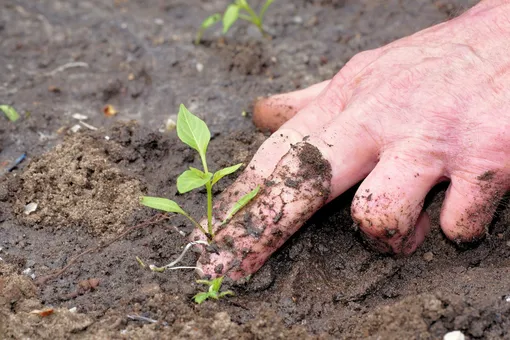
xmin=184 ymin=213 xmax=210 ymax=238
xmin=259 ymin=0 xmax=274 ymax=21
xmin=199 ymin=153 xmax=214 ymax=238
xmin=205 ymin=182 xmax=214 ymax=237
xmin=238 ymin=4 xmax=267 ymax=37
xmin=195 ymin=29 xmax=204 ymax=45
xmin=239 ymin=2 xmax=260 ymax=26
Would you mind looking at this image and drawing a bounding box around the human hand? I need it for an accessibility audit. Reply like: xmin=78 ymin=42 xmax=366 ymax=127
xmin=196 ymin=1 xmax=510 ymax=280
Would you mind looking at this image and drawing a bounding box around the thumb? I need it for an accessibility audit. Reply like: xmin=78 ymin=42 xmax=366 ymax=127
xmin=253 ymin=80 xmax=331 ymax=132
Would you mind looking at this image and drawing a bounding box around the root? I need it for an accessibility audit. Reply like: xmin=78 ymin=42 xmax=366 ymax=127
xmin=149 ymin=240 xmax=208 ymax=273
xmin=45 ymin=62 xmax=90 ymax=77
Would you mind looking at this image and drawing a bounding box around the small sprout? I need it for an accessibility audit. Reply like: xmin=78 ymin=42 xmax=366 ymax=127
xmin=140 ymin=104 xmax=260 ymax=241
xmin=0 ymin=105 xmax=20 ymax=122
xmin=193 ymin=276 xmax=234 ymax=304
xmin=135 ymin=256 xmax=146 ymax=268
xmin=195 ymin=13 xmax=222 ymax=45
xmin=195 ymin=0 xmax=275 ymax=44
xmin=222 ymin=186 xmax=260 ymax=224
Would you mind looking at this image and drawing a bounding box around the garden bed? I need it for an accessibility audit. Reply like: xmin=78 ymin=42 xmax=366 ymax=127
xmin=2 ymin=0 xmax=510 ymax=339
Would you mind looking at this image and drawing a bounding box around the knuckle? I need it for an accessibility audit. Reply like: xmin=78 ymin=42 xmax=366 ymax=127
xmin=349 ymin=49 xmax=380 ymax=67
xmin=387 ymin=66 xmax=426 ymax=93
xmin=316 ymin=81 xmax=348 ymax=116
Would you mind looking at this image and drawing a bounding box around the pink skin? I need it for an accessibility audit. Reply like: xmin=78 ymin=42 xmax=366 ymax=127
xmin=195 ymin=1 xmax=510 ymax=280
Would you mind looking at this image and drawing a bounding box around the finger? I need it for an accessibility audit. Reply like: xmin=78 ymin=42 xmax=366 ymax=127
xmin=253 ymin=80 xmax=331 ymax=132
xmin=351 ymin=153 xmax=444 ymax=254
xmin=440 ymin=171 xmax=506 ymax=243
xmin=253 ymin=49 xmax=382 ymax=132
xmin=198 ymin=107 xmax=380 ymax=279
xmin=206 ymin=74 xmax=355 ymax=224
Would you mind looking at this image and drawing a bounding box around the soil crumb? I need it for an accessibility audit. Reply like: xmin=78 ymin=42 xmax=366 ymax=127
xmin=11 ymin=133 xmax=142 ymax=235
xmin=349 ymin=293 xmax=510 ymax=339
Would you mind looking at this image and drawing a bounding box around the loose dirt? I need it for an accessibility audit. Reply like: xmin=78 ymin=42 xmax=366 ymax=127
xmin=3 ymin=1 xmax=508 ymax=339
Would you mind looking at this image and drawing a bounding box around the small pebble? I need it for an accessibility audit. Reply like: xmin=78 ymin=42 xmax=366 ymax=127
xmin=196 ymin=63 xmax=204 ymax=72
xmin=70 ymin=124 xmax=81 ymax=133
xmin=69 ymin=307 xmax=78 ymax=313
xmin=165 ymin=117 xmax=176 ymax=131
xmin=506 ymin=241 xmax=510 ymax=247
xmin=22 ymin=268 xmax=34 ymax=278
xmin=154 ymin=18 xmax=164 ymax=25
xmin=72 ymin=113 xmax=88 ymax=120
xmin=292 ymin=16 xmax=303 ymax=24
xmin=444 ymin=330 xmax=465 ymax=340
xmin=24 ymin=202 xmax=38 ymax=215
xmin=423 ymin=252 xmax=434 ymax=262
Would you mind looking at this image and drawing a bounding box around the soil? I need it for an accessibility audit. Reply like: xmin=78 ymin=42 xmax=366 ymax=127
xmin=3 ymin=0 xmax=509 ymax=339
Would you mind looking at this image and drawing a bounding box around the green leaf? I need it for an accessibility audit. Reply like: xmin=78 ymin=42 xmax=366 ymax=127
xmin=222 ymin=4 xmax=240 ymax=33
xmin=200 ymin=13 xmax=221 ymax=30
xmin=193 ymin=292 xmax=210 ymax=304
xmin=219 ymin=290 xmax=235 ymax=298
xmin=0 ymin=105 xmax=20 ymax=122
xmin=212 ymin=163 xmax=243 ymax=186
xmin=210 ymin=277 xmax=224 ymax=293
xmin=235 ymin=0 xmax=249 ymax=7
xmin=196 ymin=13 xmax=221 ymax=45
xmin=189 ymin=167 xmax=205 ymax=177
xmin=177 ymin=104 xmax=210 ymax=160
xmin=222 ymin=186 xmax=260 ymax=224
xmin=140 ymin=196 xmax=186 ymax=215
xmin=177 ymin=170 xmax=212 ymax=194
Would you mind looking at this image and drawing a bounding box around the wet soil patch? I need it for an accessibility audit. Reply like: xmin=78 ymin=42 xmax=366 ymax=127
xmin=2 ymin=0 xmax=506 ymax=339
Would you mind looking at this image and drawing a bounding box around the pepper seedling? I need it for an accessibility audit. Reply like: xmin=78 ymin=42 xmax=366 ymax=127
xmin=140 ymin=104 xmax=260 ymax=241
xmin=195 ymin=0 xmax=275 ymax=44
xmin=193 ymin=276 xmax=234 ymax=304
xmin=0 ymin=105 xmax=20 ymax=122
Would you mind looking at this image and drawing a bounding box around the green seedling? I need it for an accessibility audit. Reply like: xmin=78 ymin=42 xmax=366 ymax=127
xmin=195 ymin=0 xmax=275 ymax=44
xmin=193 ymin=276 xmax=234 ymax=304
xmin=140 ymin=104 xmax=260 ymax=241
xmin=0 ymin=105 xmax=20 ymax=122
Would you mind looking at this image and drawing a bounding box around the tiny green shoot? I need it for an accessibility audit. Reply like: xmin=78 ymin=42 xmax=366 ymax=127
xmin=195 ymin=13 xmax=222 ymax=45
xmin=135 ymin=256 xmax=146 ymax=268
xmin=195 ymin=0 xmax=275 ymax=44
xmin=193 ymin=276 xmax=234 ymax=304
xmin=140 ymin=104 xmax=260 ymax=241
xmin=0 ymin=105 xmax=20 ymax=122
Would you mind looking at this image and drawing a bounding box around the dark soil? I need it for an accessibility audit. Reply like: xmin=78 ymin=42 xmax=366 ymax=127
xmin=3 ymin=0 xmax=509 ymax=339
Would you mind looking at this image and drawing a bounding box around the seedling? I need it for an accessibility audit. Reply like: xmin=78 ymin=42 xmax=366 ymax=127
xmin=195 ymin=0 xmax=275 ymax=44
xmin=140 ymin=104 xmax=260 ymax=241
xmin=193 ymin=276 xmax=234 ymax=304
xmin=0 ymin=105 xmax=20 ymax=122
